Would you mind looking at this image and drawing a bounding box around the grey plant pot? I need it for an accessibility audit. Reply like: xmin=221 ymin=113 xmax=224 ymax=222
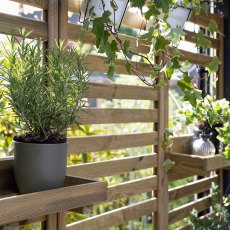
xmin=14 ymin=141 xmax=67 ymax=194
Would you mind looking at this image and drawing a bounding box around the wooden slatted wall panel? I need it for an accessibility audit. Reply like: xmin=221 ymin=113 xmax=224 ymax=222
xmin=0 ymin=1 xmax=224 ymax=229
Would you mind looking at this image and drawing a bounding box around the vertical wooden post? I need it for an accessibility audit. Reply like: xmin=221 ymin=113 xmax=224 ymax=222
xmin=47 ymin=213 xmax=58 ymax=230
xmin=58 ymin=0 xmax=68 ymax=42
xmin=153 ymin=54 xmax=169 ymax=230
xmin=216 ymin=16 xmax=224 ymax=100
xmin=57 ymin=211 xmax=66 ymax=230
xmin=48 ymin=0 xmax=59 ymax=49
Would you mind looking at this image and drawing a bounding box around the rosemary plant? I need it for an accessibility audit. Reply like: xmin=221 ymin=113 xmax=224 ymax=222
xmin=0 ymin=30 xmax=88 ymax=143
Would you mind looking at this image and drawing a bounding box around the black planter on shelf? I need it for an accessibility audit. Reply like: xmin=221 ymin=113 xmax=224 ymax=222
xmin=14 ymin=141 xmax=67 ymax=194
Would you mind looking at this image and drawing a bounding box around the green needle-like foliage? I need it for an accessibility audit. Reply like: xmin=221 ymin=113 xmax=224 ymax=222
xmin=0 ymin=30 xmax=88 ymax=143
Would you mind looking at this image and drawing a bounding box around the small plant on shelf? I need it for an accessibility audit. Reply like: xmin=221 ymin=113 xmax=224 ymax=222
xmin=178 ymin=96 xmax=230 ymax=159
xmin=0 ymin=30 xmax=89 ymax=193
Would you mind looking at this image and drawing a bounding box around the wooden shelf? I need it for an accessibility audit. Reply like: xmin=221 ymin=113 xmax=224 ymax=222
xmin=0 ymin=158 xmax=107 ymax=226
xmin=167 ymin=152 xmax=230 ymax=175
xmin=167 ymin=135 xmax=230 ymax=177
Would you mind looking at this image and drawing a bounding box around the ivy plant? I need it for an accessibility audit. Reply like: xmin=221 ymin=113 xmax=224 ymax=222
xmin=81 ymin=0 xmax=230 ymax=157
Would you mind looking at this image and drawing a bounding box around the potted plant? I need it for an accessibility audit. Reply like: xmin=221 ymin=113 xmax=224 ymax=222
xmin=0 ymin=30 xmax=88 ymax=194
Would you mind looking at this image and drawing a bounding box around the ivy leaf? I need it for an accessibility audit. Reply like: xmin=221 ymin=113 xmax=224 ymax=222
xmin=208 ymin=19 xmax=219 ymax=34
xmin=123 ymin=40 xmax=130 ymax=56
xmin=130 ymin=0 xmax=145 ymax=9
xmin=201 ymin=2 xmax=210 ymax=14
xmin=168 ymin=27 xmax=186 ymax=45
xmin=206 ymin=56 xmax=221 ymax=75
xmin=177 ymin=73 xmax=193 ymax=92
xmin=144 ymin=5 xmax=161 ymax=20
xmin=194 ymin=31 xmax=211 ymax=49
xmin=155 ymin=35 xmax=170 ymax=52
xmin=107 ymin=65 xmax=115 ymax=80
xmin=183 ymin=90 xmax=203 ymax=107
xmin=154 ymin=0 xmax=173 ymax=13
xmin=165 ymin=67 xmax=174 ymax=80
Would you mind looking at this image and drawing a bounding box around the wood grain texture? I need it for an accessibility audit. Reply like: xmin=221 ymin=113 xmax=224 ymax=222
xmin=78 ymin=108 xmax=158 ymax=124
xmin=47 ymin=213 xmax=57 ymax=230
xmin=10 ymin=0 xmax=48 ymax=9
xmin=87 ymin=82 xmax=158 ymax=100
xmin=67 ymin=132 xmax=158 ymax=154
xmin=204 ymin=154 xmax=230 ymax=171
xmin=155 ymin=83 xmax=168 ymax=230
xmin=169 ymin=176 xmax=218 ymax=202
xmin=169 ymin=196 xmax=211 ymax=224
xmin=0 ymin=12 xmax=47 ymax=39
xmin=58 ymin=0 xmax=68 ymax=41
xmin=67 ymin=198 xmax=157 ymax=230
xmin=189 ymin=12 xmax=221 ymax=28
xmin=168 ymin=152 xmax=230 ymax=174
xmin=171 ymin=135 xmax=193 ymax=154
xmin=107 ymin=176 xmax=157 ymax=202
xmin=216 ymin=16 xmax=224 ymax=99
xmin=172 ymin=48 xmax=213 ymax=66
xmin=58 ymin=212 xmax=66 ymax=230
xmin=67 ymin=154 xmax=157 ymax=178
xmin=48 ymin=0 xmax=59 ymax=48
xmin=0 ymin=176 xmax=107 ymax=225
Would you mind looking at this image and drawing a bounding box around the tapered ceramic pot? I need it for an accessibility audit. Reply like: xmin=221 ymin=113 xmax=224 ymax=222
xmin=14 ymin=141 xmax=67 ymax=194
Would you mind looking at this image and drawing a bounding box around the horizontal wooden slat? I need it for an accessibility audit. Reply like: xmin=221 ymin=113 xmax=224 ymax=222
xmin=169 ymin=196 xmax=211 ymax=224
xmin=68 ymin=24 xmax=150 ymax=54
xmin=10 ymin=0 xmax=48 ymax=9
xmin=85 ymin=54 xmax=152 ymax=76
xmin=189 ymin=12 xmax=222 ymax=28
xmin=0 ymin=176 xmax=107 ymax=225
xmin=169 ymin=176 xmax=218 ymax=202
xmin=78 ymin=108 xmax=158 ymax=124
xmin=107 ymin=176 xmax=157 ymax=202
xmin=0 ymin=12 xmax=47 ymax=39
xmin=67 ymin=153 xmax=157 ymax=178
xmin=174 ymin=49 xmax=213 ymax=65
xmin=185 ymin=30 xmax=219 ymax=50
xmin=87 ymin=82 xmax=158 ymax=100
xmin=68 ymin=131 xmax=158 ymax=153
xmin=67 ymin=198 xmax=157 ymax=230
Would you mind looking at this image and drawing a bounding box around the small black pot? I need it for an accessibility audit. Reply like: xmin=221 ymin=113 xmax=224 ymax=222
xmin=14 ymin=141 xmax=67 ymax=194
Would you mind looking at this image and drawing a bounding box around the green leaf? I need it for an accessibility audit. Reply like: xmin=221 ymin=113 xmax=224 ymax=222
xmin=130 ymin=0 xmax=145 ymax=9
xmin=107 ymin=65 xmax=115 ymax=80
xmin=201 ymin=2 xmax=210 ymax=14
xmin=155 ymin=35 xmax=170 ymax=52
xmin=144 ymin=5 xmax=161 ymax=20
xmin=206 ymin=56 xmax=221 ymax=75
xmin=183 ymin=90 xmax=203 ymax=107
xmin=194 ymin=31 xmax=211 ymax=49
xmin=110 ymin=0 xmax=118 ymax=11
xmin=154 ymin=0 xmax=173 ymax=13
xmin=168 ymin=27 xmax=186 ymax=45
xmin=125 ymin=61 xmax=131 ymax=74
xmin=208 ymin=19 xmax=219 ymax=34
xmin=123 ymin=40 xmax=130 ymax=56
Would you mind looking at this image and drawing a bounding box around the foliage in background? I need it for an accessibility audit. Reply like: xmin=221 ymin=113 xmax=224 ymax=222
xmin=190 ymin=183 xmax=230 ymax=230
xmin=0 ymin=30 xmax=88 ymax=142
